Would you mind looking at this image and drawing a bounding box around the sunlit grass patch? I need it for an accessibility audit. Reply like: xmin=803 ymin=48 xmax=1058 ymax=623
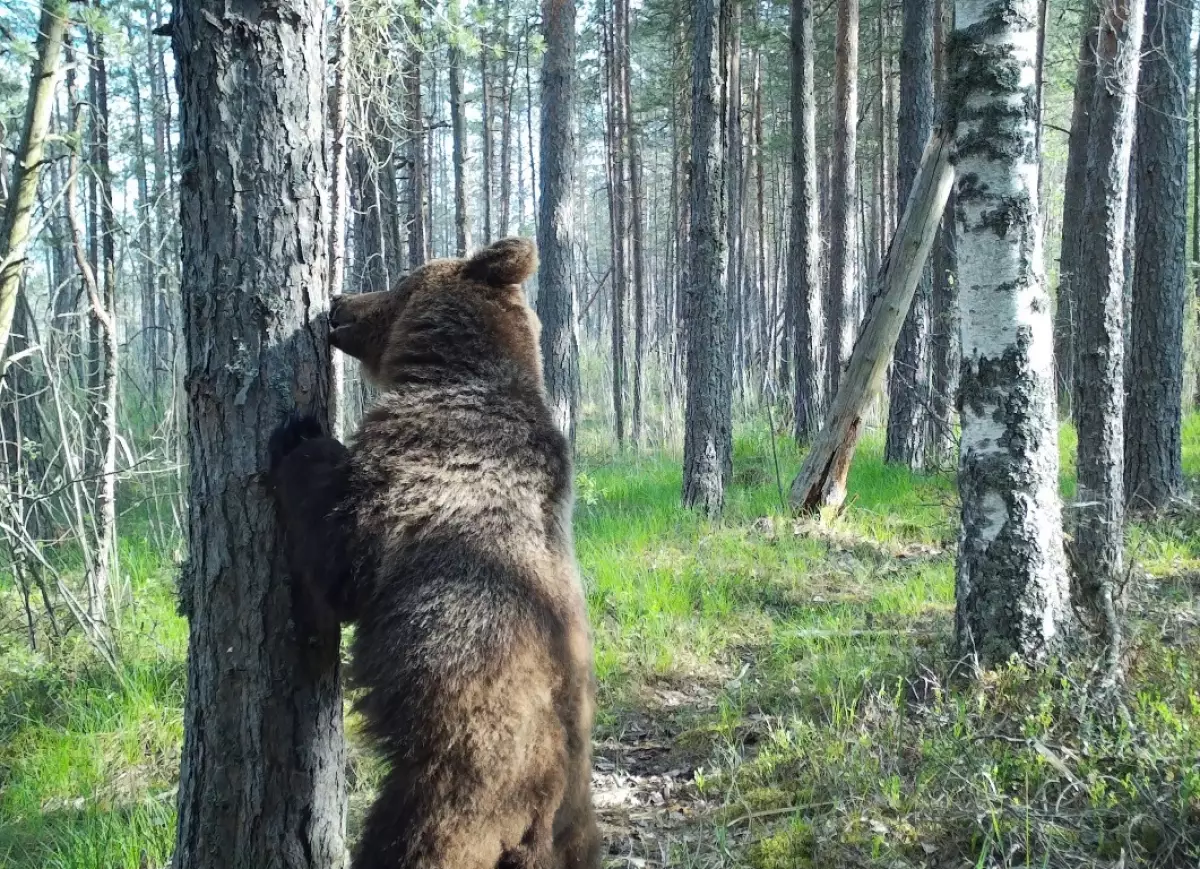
xmin=0 ymin=414 xmax=1198 ymax=868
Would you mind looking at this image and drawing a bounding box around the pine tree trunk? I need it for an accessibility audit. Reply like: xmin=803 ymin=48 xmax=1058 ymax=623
xmin=725 ymin=1 xmax=744 ymax=405
xmin=1033 ymin=0 xmax=1049 ymax=192
xmin=603 ymin=1 xmax=627 ymax=447
xmin=405 ymin=5 xmax=428 ymax=268
xmin=1194 ymin=17 xmax=1200 ymax=410
xmin=127 ymin=42 xmax=158 ymax=406
xmin=876 ymin=7 xmax=890 ymax=251
xmin=1125 ymin=0 xmax=1190 ymax=509
xmin=171 ymin=0 xmax=347 ymax=862
xmin=499 ymin=7 xmax=515 ymax=236
xmin=826 ymin=0 xmax=859 ymax=398
xmin=149 ymin=1 xmax=175 ymax=382
xmin=951 ymin=0 xmax=1071 ymax=667
xmin=536 ymin=0 xmax=578 ymax=445
xmin=1055 ymin=6 xmax=1101 ymax=415
xmin=925 ymin=0 xmax=958 ymax=467
xmin=1073 ymin=0 xmax=1142 ymax=668
xmin=752 ymin=50 xmax=769 ymax=393
xmin=480 ymin=11 xmax=495 ymax=244
xmin=683 ymin=0 xmax=731 ymax=517
xmin=449 ymin=0 xmax=471 ymax=256
xmin=0 ymin=0 xmax=68 ymax=374
xmin=790 ymin=0 xmax=823 ymax=440
xmin=625 ymin=0 xmax=647 ymax=448
xmin=525 ymin=28 xmax=538 ymax=222
xmin=885 ymin=0 xmax=934 ymax=469
xmin=1194 ymin=29 xmax=1200 ymax=277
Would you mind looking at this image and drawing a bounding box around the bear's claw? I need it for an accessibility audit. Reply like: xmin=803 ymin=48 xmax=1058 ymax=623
xmin=268 ymin=412 xmax=324 ymax=476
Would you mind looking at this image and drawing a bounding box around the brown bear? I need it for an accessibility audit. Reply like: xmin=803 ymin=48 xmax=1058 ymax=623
xmin=267 ymin=237 xmax=599 ymax=869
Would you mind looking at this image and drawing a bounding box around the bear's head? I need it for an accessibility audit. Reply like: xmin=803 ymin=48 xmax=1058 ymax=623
xmin=329 ymin=237 xmax=541 ymax=390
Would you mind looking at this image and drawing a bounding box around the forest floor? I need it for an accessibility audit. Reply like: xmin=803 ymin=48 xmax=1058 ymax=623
xmin=2 ymin=417 xmax=1200 ymax=868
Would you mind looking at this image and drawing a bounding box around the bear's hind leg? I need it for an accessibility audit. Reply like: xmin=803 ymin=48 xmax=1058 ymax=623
xmin=551 ymin=786 xmax=600 ymax=869
xmin=352 ymin=770 xmax=557 ymax=869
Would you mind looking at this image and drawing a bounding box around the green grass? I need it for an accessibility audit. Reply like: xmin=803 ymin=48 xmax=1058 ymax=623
xmin=3 ymin=417 xmax=1200 ymax=867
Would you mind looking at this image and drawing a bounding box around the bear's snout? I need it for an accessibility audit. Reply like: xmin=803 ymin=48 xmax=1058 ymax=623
xmin=329 ymin=296 xmax=349 ymax=329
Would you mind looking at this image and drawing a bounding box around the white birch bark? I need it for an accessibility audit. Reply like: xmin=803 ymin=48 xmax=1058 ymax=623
xmin=951 ymin=0 xmax=1071 ymax=666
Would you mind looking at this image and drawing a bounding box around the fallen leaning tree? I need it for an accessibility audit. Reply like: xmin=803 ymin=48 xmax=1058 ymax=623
xmin=789 ymin=127 xmax=954 ymax=513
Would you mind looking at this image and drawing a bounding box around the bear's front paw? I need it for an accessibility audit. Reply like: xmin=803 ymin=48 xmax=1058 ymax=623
xmin=268 ymin=413 xmax=324 ymax=477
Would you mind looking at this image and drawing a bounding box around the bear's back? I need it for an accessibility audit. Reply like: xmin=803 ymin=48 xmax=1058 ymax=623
xmin=349 ymin=368 xmax=570 ymax=552
xmin=343 ymin=370 xmax=586 ymax=757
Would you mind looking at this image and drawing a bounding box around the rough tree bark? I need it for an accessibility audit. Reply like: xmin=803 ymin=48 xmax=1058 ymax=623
xmin=449 ymin=0 xmax=471 ymax=255
xmin=524 ymin=25 xmax=538 ymax=221
xmin=826 ymin=0 xmax=859 ymax=397
xmin=751 ymin=50 xmax=769 ymax=394
xmin=925 ymin=0 xmax=958 ymax=467
xmin=404 ymin=3 xmax=428 ymax=267
xmin=624 ymin=0 xmax=647 ymax=448
xmin=1072 ymin=0 xmax=1142 ymax=670
xmin=1034 ymin=0 xmax=1049 ymax=191
xmin=725 ymin=1 xmax=744 ymax=403
xmin=171 ymin=0 xmax=347 ymax=864
xmin=790 ymin=0 xmax=823 ymax=440
xmin=127 ymin=36 xmax=158 ymax=403
xmin=876 ymin=7 xmax=891 ymax=258
xmin=1194 ymin=26 xmax=1200 ymax=282
xmin=1055 ymin=6 xmax=1101 ymax=414
xmin=788 ymin=130 xmax=953 ymax=512
xmin=149 ymin=0 xmax=176 ymax=381
xmin=0 ymin=0 xmax=68 ymax=375
xmin=950 ymin=0 xmax=1071 ymax=667
xmin=536 ymin=0 xmax=579 ymax=445
xmin=1194 ymin=10 xmax=1200 ymax=409
xmin=1125 ymin=0 xmax=1190 ymax=509
xmin=496 ymin=2 xmax=514 ymax=235
xmin=603 ymin=0 xmax=628 ymax=447
xmin=885 ymin=0 xmax=935 ymax=468
xmin=480 ymin=6 xmax=495 ymax=243
xmin=682 ymin=0 xmax=731 ymax=517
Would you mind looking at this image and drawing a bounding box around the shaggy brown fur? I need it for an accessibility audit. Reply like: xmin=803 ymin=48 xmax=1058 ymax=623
xmin=268 ymin=237 xmax=599 ymax=869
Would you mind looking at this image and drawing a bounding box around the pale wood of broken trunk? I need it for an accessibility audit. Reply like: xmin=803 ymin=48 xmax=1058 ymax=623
xmin=788 ymin=128 xmax=953 ymax=513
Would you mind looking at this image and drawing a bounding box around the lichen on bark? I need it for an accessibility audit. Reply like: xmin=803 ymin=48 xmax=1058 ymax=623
xmin=950 ymin=0 xmax=1070 ymax=667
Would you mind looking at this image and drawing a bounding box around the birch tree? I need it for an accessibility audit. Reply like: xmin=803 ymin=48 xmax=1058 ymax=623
xmin=950 ymin=0 xmax=1071 ymax=666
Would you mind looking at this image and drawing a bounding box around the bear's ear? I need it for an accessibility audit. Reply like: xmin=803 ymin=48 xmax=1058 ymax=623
xmin=464 ymin=237 xmax=538 ymax=287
